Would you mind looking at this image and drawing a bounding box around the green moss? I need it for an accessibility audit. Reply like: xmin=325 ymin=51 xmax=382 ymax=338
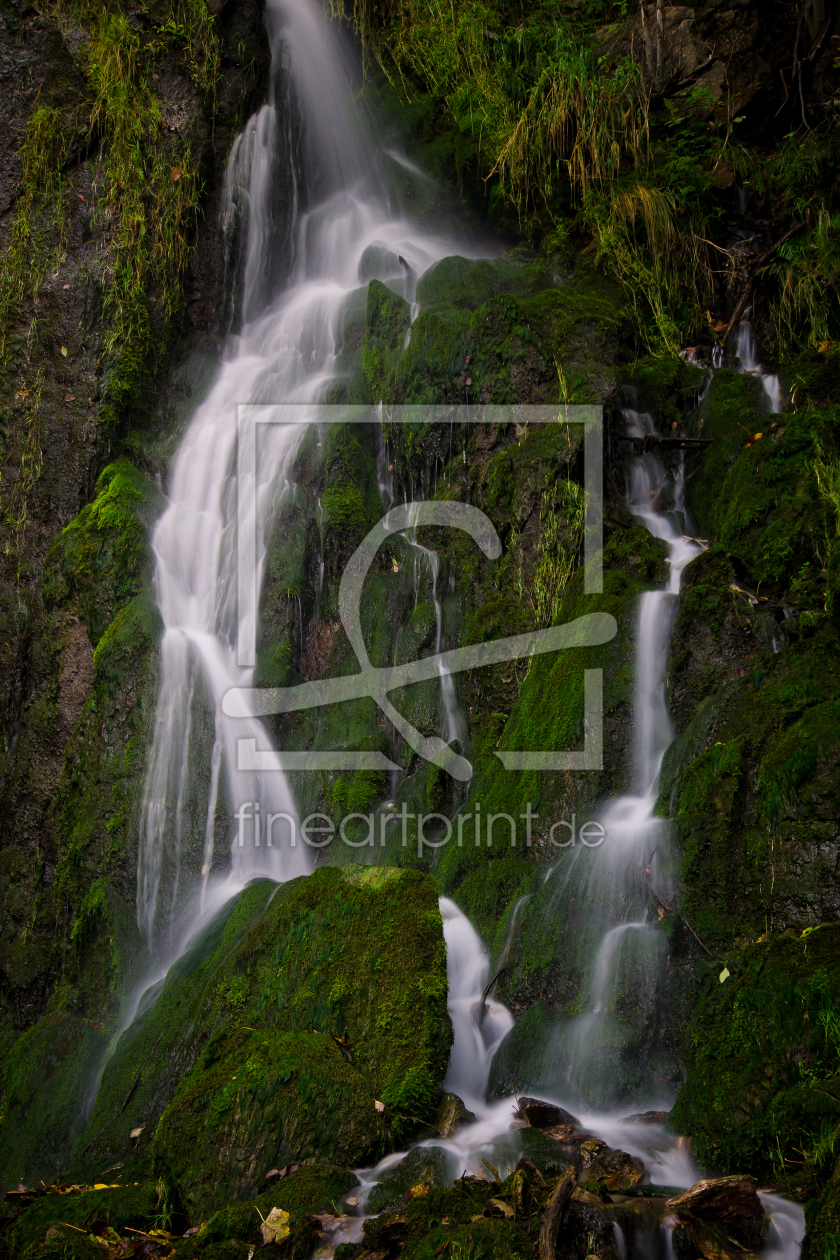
xmin=0 ymin=1014 xmax=111 ymax=1195
xmin=363 ymin=279 xmax=411 ymax=400
xmin=153 ymin=1028 xmax=379 ymax=1220
xmin=73 ymin=868 xmax=451 ymax=1217
xmin=670 ymin=925 xmax=840 ymax=1196
xmin=194 ymin=1163 xmax=358 ymax=1254
xmin=414 ymin=256 xmax=555 ymax=311
xmin=8 ymin=1183 xmax=162 ymax=1259
xmin=486 ymin=1000 xmax=560 ymax=1100
xmin=44 ymin=460 xmax=164 ymax=648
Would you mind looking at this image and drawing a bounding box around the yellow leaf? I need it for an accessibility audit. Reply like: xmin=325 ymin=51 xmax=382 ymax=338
xmin=260 ymin=1207 xmax=290 ymax=1245
xmin=61 ymin=346 xmax=68 ymax=357
xmin=719 ymin=967 xmax=730 ymax=984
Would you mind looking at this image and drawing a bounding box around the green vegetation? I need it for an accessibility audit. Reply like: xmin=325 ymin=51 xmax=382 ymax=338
xmin=335 ymin=0 xmax=840 ymax=358
xmin=671 ymin=926 xmax=840 ymax=1190
xmin=0 ymin=0 xmax=220 ymax=424
xmin=62 ymin=868 xmax=450 ymax=1216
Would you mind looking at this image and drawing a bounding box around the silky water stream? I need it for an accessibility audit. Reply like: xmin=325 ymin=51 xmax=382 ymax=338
xmin=99 ymin=2 xmax=805 ymax=1256
xmin=331 ymin=408 xmax=805 ymax=1259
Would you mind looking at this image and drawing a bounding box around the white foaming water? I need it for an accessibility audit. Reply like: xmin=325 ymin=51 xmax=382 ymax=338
xmin=136 ymin=0 xmax=462 ymax=957
xmin=440 ymin=897 xmax=514 ymax=1112
xmin=734 ymin=322 xmax=782 ymax=413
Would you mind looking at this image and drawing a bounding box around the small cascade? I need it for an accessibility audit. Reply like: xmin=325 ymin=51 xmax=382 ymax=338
xmin=440 ymin=897 xmax=514 ymax=1112
xmin=347 ymin=400 xmax=803 ymax=1260
xmin=733 ymin=322 xmax=782 ymax=413
xmin=394 ymin=506 xmax=468 ymax=773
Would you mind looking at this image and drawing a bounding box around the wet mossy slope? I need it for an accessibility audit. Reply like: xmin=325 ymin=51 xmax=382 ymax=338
xmin=57 ymin=866 xmax=450 ymax=1219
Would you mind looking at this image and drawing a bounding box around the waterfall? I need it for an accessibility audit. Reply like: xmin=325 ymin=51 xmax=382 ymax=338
xmin=123 ymin=8 xmax=804 ymax=1258
xmin=440 ymin=897 xmax=514 ymax=1112
xmin=136 ymin=0 xmax=459 ymax=957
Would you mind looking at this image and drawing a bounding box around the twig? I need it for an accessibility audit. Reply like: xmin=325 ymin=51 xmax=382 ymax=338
xmin=538 ymin=1166 xmax=576 ymax=1260
xmin=682 ymin=917 xmax=712 ymax=955
xmin=717 ymin=222 xmax=804 ymax=347
xmin=477 ymin=968 xmax=504 ymax=1028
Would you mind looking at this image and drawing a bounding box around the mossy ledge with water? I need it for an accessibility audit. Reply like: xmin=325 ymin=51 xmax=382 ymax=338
xmin=0 ymin=0 xmax=838 ymax=1257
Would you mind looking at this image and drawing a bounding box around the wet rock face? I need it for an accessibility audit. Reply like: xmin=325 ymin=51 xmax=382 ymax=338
xmin=0 ymin=0 xmax=271 ymax=1043
xmin=599 ymin=0 xmax=835 ymax=130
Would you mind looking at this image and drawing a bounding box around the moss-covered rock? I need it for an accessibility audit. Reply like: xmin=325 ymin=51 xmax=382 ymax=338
xmin=72 ymin=866 xmax=450 ymax=1219
xmin=670 ymin=924 xmax=840 ymax=1190
xmin=7 ymin=1182 xmax=163 ymax=1259
xmin=366 ymin=1144 xmax=457 ymax=1213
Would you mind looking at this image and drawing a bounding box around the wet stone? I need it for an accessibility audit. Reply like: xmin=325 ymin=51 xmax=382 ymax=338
xmin=366 ymin=1145 xmax=457 ymax=1213
xmin=433 ymin=1091 xmax=476 ymax=1138
xmin=578 ymin=1140 xmax=645 ymax=1191
xmin=515 ymin=1097 xmax=580 ymax=1128
xmin=666 ymin=1176 xmax=766 ymax=1250
xmin=556 ymin=1198 xmax=620 ymax=1260
xmin=622 ymin=1111 xmax=671 ymax=1125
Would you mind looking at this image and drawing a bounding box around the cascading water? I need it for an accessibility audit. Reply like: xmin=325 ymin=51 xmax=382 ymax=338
xmin=121 ymin=6 xmax=804 ymax=1256
xmin=350 ymin=401 xmax=802 ymax=1260
xmin=733 ymin=322 xmax=782 ymax=414
xmin=440 ymin=898 xmax=514 ymax=1113
xmin=136 ymin=0 xmax=461 ymax=958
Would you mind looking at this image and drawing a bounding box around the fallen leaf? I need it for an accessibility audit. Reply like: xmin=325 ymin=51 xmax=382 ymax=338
xmin=61 ymin=346 xmax=68 ymax=357
xmin=374 ymin=1099 xmax=385 ymax=1112
xmin=65 ymin=395 xmax=75 ymax=402
xmin=259 ymin=1206 xmax=290 ymax=1245
xmin=77 ymin=193 xmax=86 ymax=202
xmin=170 ymin=166 xmax=182 ymax=181
xmin=719 ymin=967 xmax=730 ymax=984
xmin=63 ymin=284 xmax=70 ymax=290
xmin=44 ymin=298 xmax=50 ymax=308
xmin=754 ymin=432 xmax=762 ymax=440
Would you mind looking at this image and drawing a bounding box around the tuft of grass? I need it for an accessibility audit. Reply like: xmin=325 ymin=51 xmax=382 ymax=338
xmin=0 ymin=106 xmax=70 ymax=355
xmin=531 ymin=478 xmax=585 ymax=628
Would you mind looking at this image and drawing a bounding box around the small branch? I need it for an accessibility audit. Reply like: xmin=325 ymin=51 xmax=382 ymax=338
xmin=682 ymin=916 xmax=712 ymax=955
xmin=478 ymin=968 xmax=504 ymax=1027
xmin=538 ymin=1166 xmax=577 ymax=1260
xmin=717 ymin=222 xmax=804 ymax=347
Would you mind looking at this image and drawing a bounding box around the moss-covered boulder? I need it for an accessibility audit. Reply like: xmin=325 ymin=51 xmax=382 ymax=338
xmin=670 ymin=924 xmax=840 ymax=1189
xmin=366 ymin=1145 xmax=457 ymax=1213
xmin=6 ymin=1182 xmax=164 ymax=1259
xmin=72 ymin=866 xmax=450 ymax=1220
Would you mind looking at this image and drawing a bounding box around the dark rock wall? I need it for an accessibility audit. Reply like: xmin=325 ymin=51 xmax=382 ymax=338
xmin=0 ymin=0 xmax=271 ymax=1039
